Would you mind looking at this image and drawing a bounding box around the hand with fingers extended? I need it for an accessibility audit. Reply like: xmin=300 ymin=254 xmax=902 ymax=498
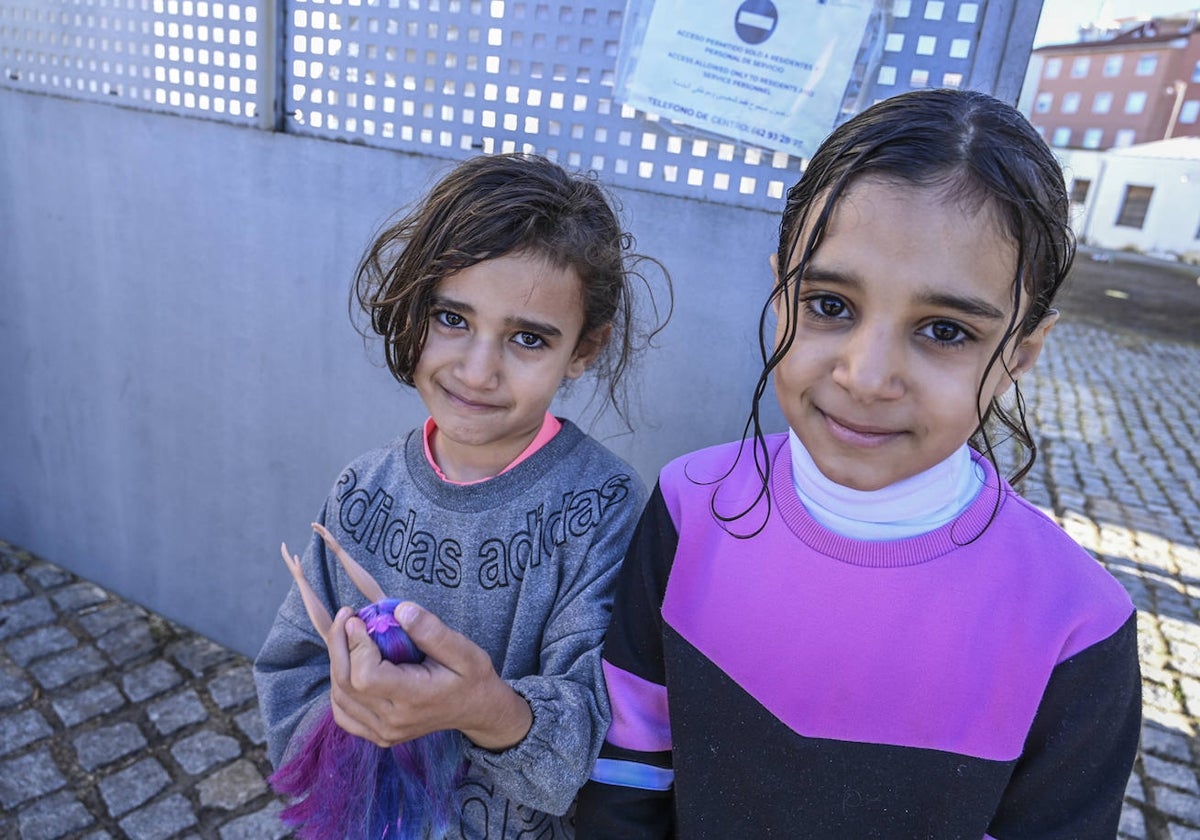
xmin=328 ymin=599 xmax=534 ymax=751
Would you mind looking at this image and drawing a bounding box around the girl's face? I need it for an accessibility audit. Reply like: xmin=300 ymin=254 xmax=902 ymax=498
xmin=771 ymin=177 xmax=1057 ymax=492
xmin=414 ymin=251 xmax=603 ymax=482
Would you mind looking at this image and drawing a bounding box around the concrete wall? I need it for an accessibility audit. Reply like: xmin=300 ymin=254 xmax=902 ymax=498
xmin=0 ymin=89 xmax=783 ymax=656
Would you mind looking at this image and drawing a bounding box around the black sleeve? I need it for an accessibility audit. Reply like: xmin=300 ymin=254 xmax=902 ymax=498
xmin=987 ymin=611 xmax=1141 ymax=838
xmin=576 ymin=483 xmax=679 ymax=840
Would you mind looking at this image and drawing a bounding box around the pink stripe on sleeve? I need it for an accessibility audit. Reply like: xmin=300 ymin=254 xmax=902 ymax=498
xmin=602 ymin=660 xmax=672 ymax=752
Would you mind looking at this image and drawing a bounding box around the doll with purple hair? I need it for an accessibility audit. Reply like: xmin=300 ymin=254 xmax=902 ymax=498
xmin=270 ymin=524 xmax=464 ymax=840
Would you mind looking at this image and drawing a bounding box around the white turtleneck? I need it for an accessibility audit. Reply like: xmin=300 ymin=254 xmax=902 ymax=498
xmin=788 ymin=428 xmax=985 ymax=541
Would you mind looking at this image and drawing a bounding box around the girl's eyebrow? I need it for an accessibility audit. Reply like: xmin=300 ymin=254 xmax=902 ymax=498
xmin=431 ymin=295 xmax=564 ymax=337
xmin=801 ymin=265 xmax=1008 ymax=321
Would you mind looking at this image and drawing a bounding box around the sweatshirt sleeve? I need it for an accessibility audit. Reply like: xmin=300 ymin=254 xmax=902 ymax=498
xmin=252 ymin=499 xmax=343 ymax=768
xmin=986 ymin=610 xmax=1142 ymax=839
xmin=576 ymin=483 xmax=679 ymax=839
xmin=462 ymin=471 xmax=649 ymax=816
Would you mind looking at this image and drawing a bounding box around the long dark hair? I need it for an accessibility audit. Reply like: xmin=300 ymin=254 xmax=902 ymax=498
xmin=733 ymin=88 xmax=1074 ymax=529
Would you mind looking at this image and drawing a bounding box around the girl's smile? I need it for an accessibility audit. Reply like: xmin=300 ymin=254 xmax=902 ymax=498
xmin=772 ymin=177 xmax=1058 ymax=492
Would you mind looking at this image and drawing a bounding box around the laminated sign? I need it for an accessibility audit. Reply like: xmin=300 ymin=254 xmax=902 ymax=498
xmin=616 ymin=0 xmax=874 ymax=156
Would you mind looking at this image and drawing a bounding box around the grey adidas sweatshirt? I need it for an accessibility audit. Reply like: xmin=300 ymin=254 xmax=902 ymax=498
xmin=253 ymin=420 xmax=646 ymax=838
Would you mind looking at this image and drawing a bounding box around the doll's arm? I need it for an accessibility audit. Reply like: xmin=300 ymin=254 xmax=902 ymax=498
xmin=252 ymin=507 xmax=346 ymax=767
xmin=986 ymin=612 xmax=1141 ymax=838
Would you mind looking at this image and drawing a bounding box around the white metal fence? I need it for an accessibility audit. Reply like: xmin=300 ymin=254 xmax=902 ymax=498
xmin=1 ymin=0 xmax=1042 ymax=209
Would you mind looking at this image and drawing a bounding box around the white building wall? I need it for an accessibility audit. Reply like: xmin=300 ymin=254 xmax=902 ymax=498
xmin=1088 ymin=151 xmax=1200 ymax=257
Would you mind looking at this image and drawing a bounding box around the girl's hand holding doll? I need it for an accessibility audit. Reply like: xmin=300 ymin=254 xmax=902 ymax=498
xmin=328 ymin=596 xmax=532 ymax=751
xmin=285 ymin=522 xmax=533 ymax=751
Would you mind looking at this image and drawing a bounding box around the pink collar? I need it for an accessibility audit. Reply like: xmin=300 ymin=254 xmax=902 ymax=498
xmin=422 ymin=412 xmax=563 ymax=485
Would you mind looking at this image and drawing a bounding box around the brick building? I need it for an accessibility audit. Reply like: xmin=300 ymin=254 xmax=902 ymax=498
xmin=1028 ymin=11 xmax=1200 ymax=151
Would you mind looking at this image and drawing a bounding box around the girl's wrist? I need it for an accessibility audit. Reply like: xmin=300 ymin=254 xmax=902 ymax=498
xmin=461 ymin=675 xmax=533 ymax=751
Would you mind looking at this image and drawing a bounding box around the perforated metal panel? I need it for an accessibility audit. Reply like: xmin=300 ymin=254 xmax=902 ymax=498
xmin=0 ymin=0 xmax=272 ymax=125
xmin=284 ymin=0 xmax=1041 ymax=209
xmin=1 ymin=0 xmax=1043 ymax=207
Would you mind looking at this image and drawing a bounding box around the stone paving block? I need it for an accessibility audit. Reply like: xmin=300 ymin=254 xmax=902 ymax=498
xmin=0 ymin=572 xmax=30 ymax=604
xmin=146 ymin=688 xmax=209 ymax=735
xmin=0 ymin=747 xmax=66 ymax=809
xmin=1119 ymin=803 xmax=1146 ymax=839
xmin=1145 ymin=707 xmax=1197 ymax=738
xmin=1129 ymin=771 xmax=1146 ymax=803
xmin=77 ymin=604 xmax=143 ymax=639
xmin=30 ymin=644 xmax=109 ymax=691
xmin=1143 ymin=724 xmax=1196 ymax=763
xmin=171 ymin=729 xmax=240 ymax=775
xmin=235 ymin=707 xmax=266 ymax=745
xmin=52 ymin=680 xmax=126 ymax=727
xmin=5 ymin=625 xmax=79 ymax=667
xmin=98 ymin=757 xmax=171 ymax=817
xmin=96 ymin=619 xmax=157 ymax=665
xmin=0 ymin=708 xmax=53 ymax=756
xmin=217 ymin=799 xmax=289 ymax=840
xmin=118 ymin=793 xmax=198 ymax=840
xmin=1146 ymin=753 xmax=1200 ymax=794
xmin=0 ymin=666 xmax=33 ymax=708
xmin=1156 ymin=786 xmax=1200 ymax=826
xmin=74 ymin=721 xmax=148 ymax=771
xmin=198 ymin=758 xmax=267 ymax=810
xmin=25 ymin=563 xmax=72 ymax=590
xmin=168 ymin=636 xmax=235 ymax=677
xmin=208 ymin=664 xmax=256 ymax=709
xmin=1169 ymin=823 xmax=1200 ymax=840
xmin=51 ymin=582 xmax=110 ymax=612
xmin=122 ymin=660 xmax=183 ymax=702
xmin=1145 ymin=676 xmax=1186 ymax=717
xmin=0 ymin=596 xmax=55 ymax=640
xmin=16 ymin=789 xmax=94 ymax=840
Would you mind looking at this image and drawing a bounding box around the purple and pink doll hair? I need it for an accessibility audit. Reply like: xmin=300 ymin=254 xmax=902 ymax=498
xmin=270 ymin=524 xmax=465 ymax=840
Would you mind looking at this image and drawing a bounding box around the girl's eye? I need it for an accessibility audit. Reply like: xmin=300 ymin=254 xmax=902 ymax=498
xmin=920 ymin=320 xmax=971 ymax=346
xmin=435 ymin=311 xmax=465 ymax=328
xmin=514 ymin=332 xmax=546 ymax=349
xmin=803 ymin=294 xmax=849 ymax=320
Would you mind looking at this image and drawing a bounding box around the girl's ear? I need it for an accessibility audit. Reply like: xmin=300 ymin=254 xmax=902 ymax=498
xmin=566 ymin=324 xmax=612 ymax=379
xmin=1000 ymin=309 xmax=1060 ymax=392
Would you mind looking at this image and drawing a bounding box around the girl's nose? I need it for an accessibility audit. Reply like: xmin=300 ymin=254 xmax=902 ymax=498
xmin=831 ymin=328 xmax=905 ymax=400
xmin=456 ymin=338 xmax=502 ymax=389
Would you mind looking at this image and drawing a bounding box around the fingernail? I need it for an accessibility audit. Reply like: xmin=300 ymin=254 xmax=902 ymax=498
xmin=397 ymin=603 xmax=418 ymax=626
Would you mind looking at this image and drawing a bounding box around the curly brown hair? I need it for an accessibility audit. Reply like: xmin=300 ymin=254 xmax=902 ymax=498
xmin=353 ymin=153 xmax=670 ymax=427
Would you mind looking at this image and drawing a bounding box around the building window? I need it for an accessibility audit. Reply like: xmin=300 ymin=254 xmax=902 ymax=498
xmin=1115 ymin=185 xmax=1153 ymax=228
xmin=1070 ymin=179 xmax=1091 ymax=204
xmin=1114 ymin=129 xmax=1137 ymax=147
xmin=1052 ymin=127 xmax=1071 ymax=147
xmin=1062 ymin=92 xmax=1081 ymax=114
xmin=1071 ymin=57 xmax=1090 ymax=78
xmin=1035 ymin=92 xmax=1053 ymax=113
xmin=1093 ymin=91 xmax=1113 ymax=114
xmin=1125 ymin=91 xmax=1147 ymax=114
xmin=1082 ymin=128 xmax=1103 ymax=148
xmin=1136 ymin=54 xmax=1158 ymax=76
xmin=1192 ymin=59 xmax=1200 ymax=83
xmin=1181 ymin=100 xmax=1200 ymax=124
xmin=1104 ymin=55 xmax=1124 ymax=77
xmin=1045 ymin=57 xmax=1062 ymax=79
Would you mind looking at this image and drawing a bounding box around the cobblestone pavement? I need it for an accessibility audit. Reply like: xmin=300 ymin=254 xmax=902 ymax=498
xmin=0 ymin=317 xmax=1198 ymax=839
